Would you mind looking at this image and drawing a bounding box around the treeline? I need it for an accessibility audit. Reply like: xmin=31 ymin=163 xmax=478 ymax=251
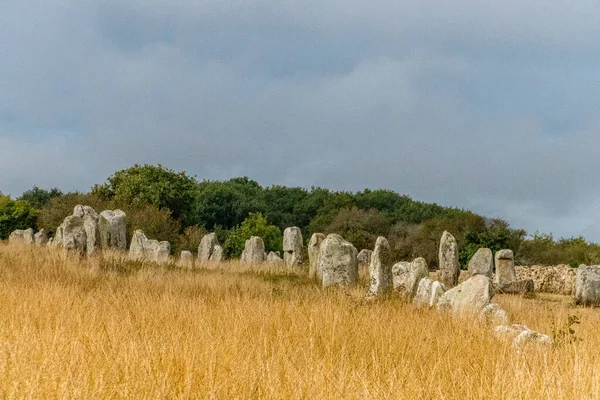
xmin=1 ymin=164 xmax=599 ymax=268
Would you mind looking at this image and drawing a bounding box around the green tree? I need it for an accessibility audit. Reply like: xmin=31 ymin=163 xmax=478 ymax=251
xmin=324 ymin=207 xmax=391 ymax=251
xmin=0 ymin=195 xmax=38 ymax=239
xmin=223 ymin=213 xmax=282 ymax=258
xmin=92 ymin=164 xmax=196 ymax=225
xmin=19 ymin=186 xmax=63 ymax=209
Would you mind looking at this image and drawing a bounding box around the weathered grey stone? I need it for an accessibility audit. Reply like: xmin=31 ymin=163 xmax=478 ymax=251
xmin=72 ymin=205 xmax=100 ymax=256
xmin=368 ymin=237 xmax=393 ymax=296
xmin=492 ymin=324 xmax=531 ymax=341
xmin=515 ymin=265 xmax=575 ymax=295
xmin=210 ymin=244 xmax=223 ymax=262
xmin=308 ymin=233 xmax=326 ymax=280
xmin=240 ymin=236 xmax=266 ymax=264
xmin=62 ymin=216 xmax=87 ymax=256
xmin=430 ymin=281 xmax=446 ymax=307
xmin=437 ymin=274 xmax=494 ymax=316
xmin=358 ymin=249 xmax=373 ymax=266
xmin=392 ymin=258 xmax=429 ymax=300
xmin=99 ymin=210 xmax=127 ymax=251
xmin=50 ymin=225 xmax=64 ymax=248
xmin=33 ymin=229 xmax=48 ymax=246
xmin=479 ymin=303 xmax=510 ymax=326
xmin=512 ymin=330 xmax=553 ymax=351
xmin=439 ymin=231 xmax=459 ymax=288
xmin=468 ymin=248 xmax=493 ymax=278
xmin=179 ymin=251 xmax=194 ymax=268
xmin=198 ymin=233 xmax=220 ymax=262
xmin=413 ymin=277 xmax=433 ymax=306
xmin=319 ymin=234 xmax=358 ymax=289
xmin=494 ymin=249 xmax=516 ymax=286
xmin=497 ymin=279 xmax=534 ymax=296
xmin=267 ymin=251 xmax=283 ymax=263
xmin=574 ymin=265 xmax=600 ymax=306
xmin=283 ymin=227 xmax=303 ymax=268
xmin=128 ymin=229 xmax=170 ymax=262
xmin=9 ymin=228 xmax=35 ymax=245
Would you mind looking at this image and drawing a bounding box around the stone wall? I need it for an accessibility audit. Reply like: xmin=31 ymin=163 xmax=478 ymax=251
xmin=514 ymin=265 xmax=575 ymax=295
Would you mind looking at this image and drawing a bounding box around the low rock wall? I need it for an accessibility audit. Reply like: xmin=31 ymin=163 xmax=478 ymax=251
xmin=515 ymin=265 xmax=575 ymax=295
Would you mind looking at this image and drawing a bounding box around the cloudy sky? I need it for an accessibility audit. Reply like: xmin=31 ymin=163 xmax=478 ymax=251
xmin=1 ymin=1 xmax=600 ymax=240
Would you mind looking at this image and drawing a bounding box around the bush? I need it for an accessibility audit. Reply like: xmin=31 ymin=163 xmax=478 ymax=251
xmin=223 ymin=213 xmax=282 ymax=259
xmin=0 ymin=195 xmax=38 ymax=239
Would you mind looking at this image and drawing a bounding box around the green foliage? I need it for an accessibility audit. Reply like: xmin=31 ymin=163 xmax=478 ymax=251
xmin=18 ymin=186 xmax=63 ymax=209
xmin=177 ymin=225 xmax=208 ymax=253
xmin=324 ymin=207 xmax=391 ymax=251
xmin=223 ymin=213 xmax=282 ymax=259
xmin=0 ymin=195 xmax=38 ymax=239
xmin=517 ymin=233 xmax=600 ymax=267
xmin=92 ymin=164 xmax=196 ymax=225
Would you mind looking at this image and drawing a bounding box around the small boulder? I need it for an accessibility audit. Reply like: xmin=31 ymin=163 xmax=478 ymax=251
xmin=240 ymin=236 xmax=266 ymax=264
xmin=437 ymin=274 xmax=494 ymax=316
xmin=210 ymin=244 xmax=223 ymax=262
xmin=179 ymin=251 xmax=194 ymax=268
xmin=478 ymin=303 xmax=510 ymax=326
xmin=9 ymin=228 xmax=35 ymax=245
xmin=512 ymin=330 xmax=553 ymax=351
xmin=34 ymin=229 xmax=49 ymax=246
xmin=392 ymin=258 xmax=429 ymax=301
xmin=492 ymin=324 xmax=531 ymax=341
xmin=430 ymin=281 xmax=446 ymax=307
xmin=267 ymin=251 xmax=283 ymax=263
xmin=497 ymin=279 xmax=535 ymax=296
xmin=413 ymin=277 xmax=433 ymax=306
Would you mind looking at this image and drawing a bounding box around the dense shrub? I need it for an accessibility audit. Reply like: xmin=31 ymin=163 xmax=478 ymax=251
xmin=223 ymin=213 xmax=282 ymax=259
xmin=0 ymin=195 xmax=38 ymax=239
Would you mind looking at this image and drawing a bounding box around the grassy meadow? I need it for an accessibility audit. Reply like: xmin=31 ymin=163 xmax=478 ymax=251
xmin=0 ymin=243 xmax=599 ymax=399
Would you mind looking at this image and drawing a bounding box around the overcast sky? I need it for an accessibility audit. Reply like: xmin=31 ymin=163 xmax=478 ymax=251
xmin=1 ymin=1 xmax=600 ymax=240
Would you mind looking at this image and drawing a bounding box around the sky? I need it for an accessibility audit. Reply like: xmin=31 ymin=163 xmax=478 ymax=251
xmin=1 ymin=1 xmax=600 ymax=241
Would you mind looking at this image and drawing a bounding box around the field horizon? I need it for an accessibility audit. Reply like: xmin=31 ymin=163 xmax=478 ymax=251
xmin=0 ymin=243 xmax=598 ymax=399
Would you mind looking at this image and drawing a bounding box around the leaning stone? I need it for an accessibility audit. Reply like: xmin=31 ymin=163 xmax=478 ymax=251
xmin=319 ymin=234 xmax=358 ymax=289
xmin=494 ymin=249 xmax=516 ymax=286
xmin=439 ymin=231 xmax=460 ymax=288
xmin=437 ymin=275 xmax=494 ymax=316
xmin=574 ymin=265 xmax=600 ymax=306
xmin=198 ymin=233 xmax=220 ymax=262
xmin=308 ymin=233 xmax=326 ymax=280
xmin=358 ymin=249 xmax=373 ymax=266
xmin=393 ymin=258 xmax=429 ymax=301
xmin=209 ymin=245 xmax=223 ymax=262
xmin=468 ymin=248 xmax=493 ymax=278
xmin=367 ymin=237 xmax=393 ymax=296
xmin=283 ymin=227 xmax=303 ymax=268
xmin=240 ymin=236 xmax=266 ymax=264
xmin=99 ymin=210 xmax=127 ymax=251
xmin=267 ymin=251 xmax=283 ymax=263
xmin=413 ymin=277 xmax=433 ymax=306
xmin=33 ymin=229 xmax=48 ymax=247
xmin=497 ymin=279 xmax=534 ymax=296
xmin=479 ymin=303 xmax=510 ymax=327
xmin=512 ymin=330 xmax=553 ymax=351
xmin=9 ymin=228 xmax=35 ymax=245
xmin=179 ymin=251 xmax=194 ymax=268
xmin=62 ymin=216 xmax=87 ymax=256
xmin=492 ymin=324 xmax=531 ymax=341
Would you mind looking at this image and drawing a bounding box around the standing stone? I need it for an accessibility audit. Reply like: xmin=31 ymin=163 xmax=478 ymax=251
xmin=392 ymin=258 xmax=429 ymax=300
xmin=157 ymin=241 xmax=171 ymax=263
xmin=439 ymin=231 xmax=460 ymax=288
xmin=283 ymin=227 xmax=303 ymax=267
xmin=73 ymin=205 xmax=100 ymax=256
xmin=574 ymin=265 xmax=600 ymax=306
xmin=319 ymin=234 xmax=358 ymax=289
xmin=33 ymin=229 xmax=48 ymax=246
xmin=9 ymin=228 xmax=35 ymax=245
xmin=368 ymin=237 xmax=393 ymax=296
xmin=129 ymin=229 xmax=148 ymax=260
xmin=198 ymin=233 xmax=220 ymax=262
xmin=51 ymin=225 xmax=64 ymax=248
xmin=308 ymin=233 xmax=326 ymax=280
xmin=437 ymin=275 xmax=494 ymax=316
xmin=267 ymin=251 xmax=283 ymax=263
xmin=99 ymin=210 xmax=127 ymax=251
xmin=128 ymin=229 xmax=170 ymax=263
xmin=468 ymin=248 xmax=493 ymax=278
xmin=179 ymin=251 xmax=194 ymax=268
xmin=494 ymin=249 xmax=516 ymax=286
xmin=358 ymin=249 xmax=373 ymax=267
xmin=240 ymin=236 xmax=266 ymax=264
xmin=62 ymin=216 xmax=87 ymax=256
xmin=430 ymin=281 xmax=446 ymax=308
xmin=210 ymin=245 xmax=223 ymax=262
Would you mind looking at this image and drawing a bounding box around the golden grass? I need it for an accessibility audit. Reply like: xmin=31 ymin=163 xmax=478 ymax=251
xmin=0 ymin=243 xmax=600 ymax=399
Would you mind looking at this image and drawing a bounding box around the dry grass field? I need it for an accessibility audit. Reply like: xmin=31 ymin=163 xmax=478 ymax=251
xmin=0 ymin=243 xmax=599 ymax=399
